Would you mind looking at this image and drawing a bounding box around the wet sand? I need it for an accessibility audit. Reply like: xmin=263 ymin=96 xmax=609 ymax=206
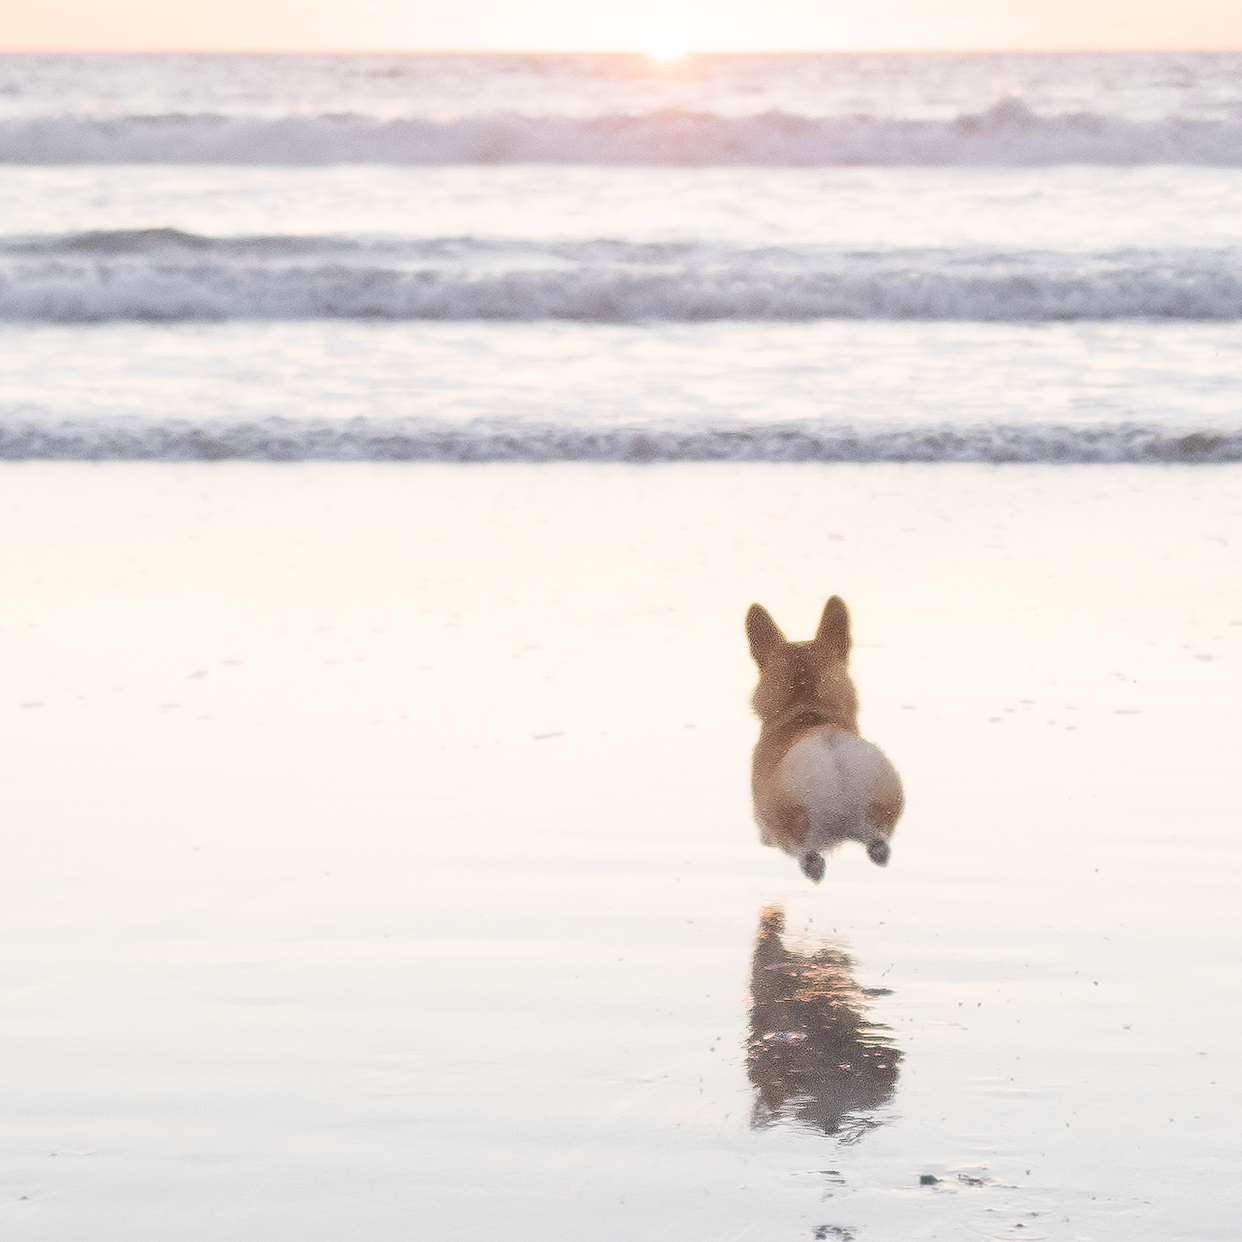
xmin=0 ymin=463 xmax=1239 ymax=1241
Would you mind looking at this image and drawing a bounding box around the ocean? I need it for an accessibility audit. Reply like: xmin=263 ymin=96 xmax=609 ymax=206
xmin=3 ymin=53 xmax=1242 ymax=1242
xmin=2 ymin=51 xmax=1242 ymax=460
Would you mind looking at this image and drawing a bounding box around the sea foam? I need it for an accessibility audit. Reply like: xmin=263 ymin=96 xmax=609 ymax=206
xmin=0 ymin=418 xmax=1237 ymax=463
xmin=6 ymin=100 xmax=1242 ymax=166
xmin=5 ymin=230 xmax=1242 ymax=322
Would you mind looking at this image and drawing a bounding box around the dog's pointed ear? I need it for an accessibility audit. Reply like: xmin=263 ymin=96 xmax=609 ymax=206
xmin=746 ymin=604 xmax=786 ymax=668
xmin=813 ymin=596 xmax=852 ymax=662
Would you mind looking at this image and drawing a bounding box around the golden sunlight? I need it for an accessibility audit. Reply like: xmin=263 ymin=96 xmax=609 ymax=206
xmin=645 ymin=26 xmax=689 ymax=62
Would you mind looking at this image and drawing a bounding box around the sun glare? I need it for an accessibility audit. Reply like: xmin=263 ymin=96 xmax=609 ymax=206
xmin=645 ymin=27 xmax=688 ymax=63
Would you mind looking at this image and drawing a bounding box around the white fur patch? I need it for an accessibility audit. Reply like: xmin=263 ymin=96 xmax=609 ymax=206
xmin=778 ymin=728 xmax=897 ymax=852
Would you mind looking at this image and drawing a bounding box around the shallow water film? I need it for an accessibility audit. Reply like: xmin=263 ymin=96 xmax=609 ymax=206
xmin=0 ymin=464 xmax=1239 ymax=1241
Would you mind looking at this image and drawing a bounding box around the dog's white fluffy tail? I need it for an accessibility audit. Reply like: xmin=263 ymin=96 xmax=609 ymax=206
xmin=778 ymin=728 xmax=901 ymax=855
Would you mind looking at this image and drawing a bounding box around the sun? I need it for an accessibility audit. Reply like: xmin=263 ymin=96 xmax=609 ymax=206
xmin=645 ymin=27 xmax=689 ymax=64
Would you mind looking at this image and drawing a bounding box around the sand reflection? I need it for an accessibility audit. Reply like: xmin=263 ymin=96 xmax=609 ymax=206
xmin=747 ymin=905 xmax=901 ymax=1141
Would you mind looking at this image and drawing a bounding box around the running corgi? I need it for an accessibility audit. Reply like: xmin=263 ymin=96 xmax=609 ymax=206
xmin=746 ymin=597 xmax=903 ymax=882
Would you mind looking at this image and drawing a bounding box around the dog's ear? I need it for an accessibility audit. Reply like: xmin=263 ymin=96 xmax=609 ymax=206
xmin=813 ymin=596 xmax=851 ymax=662
xmin=746 ymin=604 xmax=786 ymax=668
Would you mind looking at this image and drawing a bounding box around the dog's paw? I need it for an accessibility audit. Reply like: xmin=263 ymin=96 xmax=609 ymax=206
xmin=801 ymin=851 xmax=825 ymax=883
xmin=866 ymin=839 xmax=890 ymax=867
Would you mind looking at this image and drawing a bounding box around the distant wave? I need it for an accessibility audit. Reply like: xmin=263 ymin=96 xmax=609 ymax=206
xmin=7 ymin=100 xmax=1242 ymax=166
xmin=0 ymin=418 xmax=1238 ymax=463
xmin=4 ymin=229 xmax=1242 ymax=322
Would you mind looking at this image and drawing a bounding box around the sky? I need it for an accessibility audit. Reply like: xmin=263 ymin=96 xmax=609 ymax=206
xmin=1 ymin=0 xmax=1241 ymax=53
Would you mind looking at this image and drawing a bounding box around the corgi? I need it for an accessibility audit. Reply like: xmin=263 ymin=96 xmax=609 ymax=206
xmin=746 ymin=597 xmax=903 ymax=882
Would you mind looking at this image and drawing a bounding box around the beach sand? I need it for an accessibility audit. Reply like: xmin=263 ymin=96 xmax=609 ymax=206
xmin=0 ymin=462 xmax=1238 ymax=1241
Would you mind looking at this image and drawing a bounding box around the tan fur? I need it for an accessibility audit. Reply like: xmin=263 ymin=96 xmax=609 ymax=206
xmin=746 ymin=597 xmax=904 ymax=882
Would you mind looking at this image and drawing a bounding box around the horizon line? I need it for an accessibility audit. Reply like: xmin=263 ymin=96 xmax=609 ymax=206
xmin=4 ymin=45 xmax=1242 ymax=56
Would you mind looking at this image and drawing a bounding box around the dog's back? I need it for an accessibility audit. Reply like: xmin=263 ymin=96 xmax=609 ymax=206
xmin=746 ymin=597 xmax=903 ymax=880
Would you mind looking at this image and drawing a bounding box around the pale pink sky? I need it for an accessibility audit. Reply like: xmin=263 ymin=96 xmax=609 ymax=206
xmin=1 ymin=0 xmax=1240 ymax=53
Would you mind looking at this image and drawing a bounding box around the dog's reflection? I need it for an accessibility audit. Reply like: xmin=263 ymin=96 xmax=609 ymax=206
xmin=748 ymin=905 xmax=901 ymax=1141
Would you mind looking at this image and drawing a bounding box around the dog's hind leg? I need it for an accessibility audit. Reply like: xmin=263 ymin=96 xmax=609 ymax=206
xmin=800 ymin=851 xmax=826 ymax=883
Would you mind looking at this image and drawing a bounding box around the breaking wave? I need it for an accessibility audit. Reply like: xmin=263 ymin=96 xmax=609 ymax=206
xmin=5 ymin=230 xmax=1242 ymax=322
xmin=7 ymin=100 xmax=1242 ymax=166
xmin=0 ymin=418 xmax=1238 ymax=463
